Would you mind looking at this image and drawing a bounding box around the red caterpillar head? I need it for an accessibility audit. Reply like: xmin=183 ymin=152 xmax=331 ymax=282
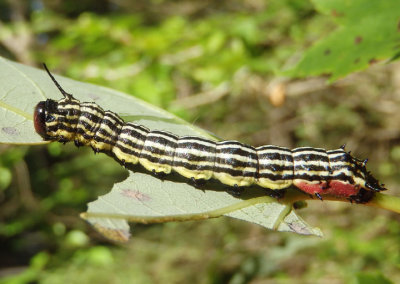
xmin=34 ymin=99 xmax=59 ymax=140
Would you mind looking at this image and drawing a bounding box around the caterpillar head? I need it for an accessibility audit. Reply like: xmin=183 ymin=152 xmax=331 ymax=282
xmin=34 ymin=64 xmax=77 ymax=141
xmin=34 ymin=99 xmax=59 ymax=140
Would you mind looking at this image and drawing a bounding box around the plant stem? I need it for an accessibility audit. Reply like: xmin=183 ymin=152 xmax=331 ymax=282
xmin=282 ymin=189 xmax=400 ymax=214
xmin=366 ymin=192 xmax=400 ymax=213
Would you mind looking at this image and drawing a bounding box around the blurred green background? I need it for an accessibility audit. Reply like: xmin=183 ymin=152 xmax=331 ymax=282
xmin=1 ymin=0 xmax=400 ymax=283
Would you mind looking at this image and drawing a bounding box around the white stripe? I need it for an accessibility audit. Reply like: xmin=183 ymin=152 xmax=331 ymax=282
xmin=105 ymin=111 xmax=123 ymax=123
xmin=214 ymin=163 xmax=257 ymax=172
xmin=293 ymin=150 xmax=328 ymax=157
xmin=79 ymin=115 xmax=98 ymax=126
xmin=178 ymin=137 xmax=217 ymax=148
xmin=146 ymin=132 xmax=178 ymax=143
xmin=293 ymin=160 xmax=330 ymax=167
xmin=123 ymin=123 xmax=150 ymax=135
xmin=258 ymin=159 xmax=293 ymax=166
xmin=329 ymin=161 xmax=352 ymax=167
xmin=293 ymin=147 xmax=326 ymax=152
xmin=117 ymin=134 xmax=145 ymax=146
xmin=115 ymin=141 xmax=142 ymax=152
xmin=60 ymin=104 xmax=80 ymax=111
xmin=258 ymin=168 xmax=293 ymax=175
xmin=295 ymin=170 xmax=330 ymax=176
xmin=216 ymin=143 xmax=256 ymax=153
xmin=216 ymin=153 xmax=257 ymax=164
xmin=139 ymin=151 xmax=174 ymax=162
xmin=142 ymin=141 xmax=176 ymax=153
xmin=328 ymin=152 xmax=347 ymax=159
xmin=174 ymin=147 xmax=215 ymax=157
xmin=97 ymin=124 xmax=120 ymax=137
xmin=256 ymin=148 xmax=292 ymax=155
xmin=172 ymin=157 xmax=214 ymax=167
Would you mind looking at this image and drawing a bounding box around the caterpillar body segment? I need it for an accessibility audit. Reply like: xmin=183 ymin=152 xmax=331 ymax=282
xmin=34 ymin=65 xmax=386 ymax=203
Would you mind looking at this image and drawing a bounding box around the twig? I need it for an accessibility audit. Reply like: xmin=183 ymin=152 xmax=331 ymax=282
xmin=172 ymin=82 xmax=230 ymax=109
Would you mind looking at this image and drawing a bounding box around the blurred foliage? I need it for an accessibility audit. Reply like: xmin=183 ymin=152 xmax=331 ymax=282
xmin=287 ymin=0 xmax=400 ymax=80
xmin=0 ymin=0 xmax=400 ymax=283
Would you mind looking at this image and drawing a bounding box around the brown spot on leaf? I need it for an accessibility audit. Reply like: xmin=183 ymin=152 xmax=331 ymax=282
xmin=121 ymin=189 xmax=151 ymax=201
xmin=369 ymin=58 xmax=378 ymax=65
xmin=324 ymin=49 xmax=331 ymax=55
xmin=87 ymin=93 xmax=100 ymax=101
xmin=331 ymin=9 xmax=344 ymax=17
xmin=2 ymin=127 xmax=19 ymax=136
xmin=354 ymin=36 xmax=363 ymax=44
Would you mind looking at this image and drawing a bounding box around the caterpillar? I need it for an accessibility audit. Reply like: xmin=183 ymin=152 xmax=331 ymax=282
xmin=34 ymin=64 xmax=386 ymax=203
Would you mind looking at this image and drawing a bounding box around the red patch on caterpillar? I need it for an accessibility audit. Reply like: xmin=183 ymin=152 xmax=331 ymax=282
xmin=121 ymin=189 xmax=151 ymax=201
xmin=294 ymin=180 xmax=360 ymax=198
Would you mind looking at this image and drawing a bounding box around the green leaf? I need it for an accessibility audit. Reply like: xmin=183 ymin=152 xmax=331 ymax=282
xmin=81 ymin=172 xmax=322 ymax=242
xmin=355 ymin=272 xmax=393 ymax=284
xmin=0 ymin=57 xmax=322 ymax=241
xmin=286 ymin=0 xmax=400 ymax=80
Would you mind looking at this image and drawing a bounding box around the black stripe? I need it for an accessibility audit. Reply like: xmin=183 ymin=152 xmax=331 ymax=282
xmin=179 ymin=136 xmax=217 ymax=144
xmin=330 ymin=164 xmax=354 ymax=171
xmin=258 ymin=151 xmax=293 ymax=161
xmin=293 ymin=147 xmax=326 ymax=153
xmin=150 ymin=130 xmax=179 ymax=140
xmin=174 ymin=142 xmax=216 ymax=163
xmin=293 ymin=153 xmax=329 ymax=162
xmin=96 ymin=128 xmax=119 ymax=142
xmin=91 ymin=135 xmax=116 ymax=147
xmin=59 ymin=101 xmax=80 ymax=107
xmin=48 ymin=123 xmax=75 ymax=134
xmin=327 ymin=149 xmax=346 ymax=154
xmin=139 ymin=152 xmax=174 ymax=165
xmin=293 ymin=173 xmax=354 ymax=183
xmin=256 ymin=145 xmax=292 ymax=152
xmin=213 ymin=167 xmax=257 ymax=177
xmin=79 ymin=104 xmax=103 ymax=112
xmin=258 ymin=172 xmax=294 ymax=181
xmin=172 ymin=160 xmax=214 ymax=171
xmin=259 ymin=164 xmax=294 ymax=172
xmin=141 ymin=137 xmax=177 ymax=158
xmin=175 ymin=142 xmax=216 ymax=153
xmin=58 ymin=117 xmax=79 ymax=125
xmin=294 ymin=164 xmax=330 ymax=172
xmin=77 ymin=120 xmax=96 ymax=133
xmin=113 ymin=143 xmax=141 ymax=159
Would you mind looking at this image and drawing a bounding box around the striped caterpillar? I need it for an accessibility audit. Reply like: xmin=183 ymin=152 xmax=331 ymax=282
xmin=34 ymin=65 xmax=386 ymax=203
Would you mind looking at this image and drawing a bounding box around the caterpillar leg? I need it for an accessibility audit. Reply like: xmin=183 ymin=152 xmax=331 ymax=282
xmin=227 ymin=184 xmax=244 ymax=197
xmin=348 ymin=188 xmax=375 ymax=204
xmin=74 ymin=140 xmax=83 ymax=147
xmin=315 ymin=192 xmax=323 ymax=201
xmin=152 ymin=169 xmax=167 ymax=180
xmin=190 ymin=177 xmax=206 ymax=188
